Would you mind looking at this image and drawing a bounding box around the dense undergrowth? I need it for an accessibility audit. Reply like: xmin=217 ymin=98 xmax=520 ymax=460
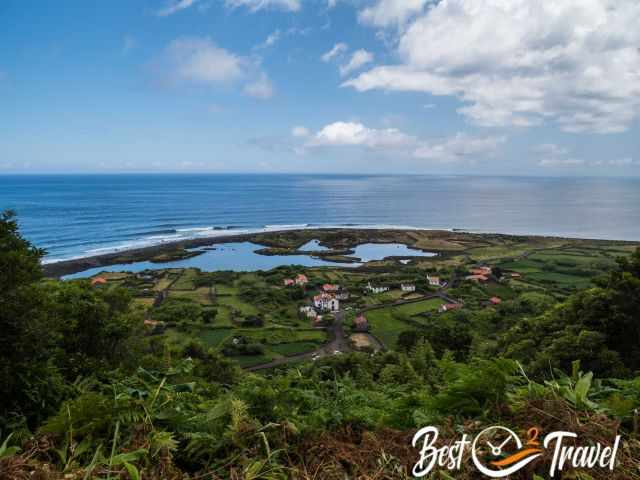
xmin=2 ymin=209 xmax=640 ymax=479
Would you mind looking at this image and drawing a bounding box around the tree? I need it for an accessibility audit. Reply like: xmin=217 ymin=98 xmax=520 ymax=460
xmin=0 ymin=211 xmax=63 ymax=425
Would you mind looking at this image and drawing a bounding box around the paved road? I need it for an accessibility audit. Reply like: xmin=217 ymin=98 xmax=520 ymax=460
xmin=245 ymin=310 xmax=351 ymax=372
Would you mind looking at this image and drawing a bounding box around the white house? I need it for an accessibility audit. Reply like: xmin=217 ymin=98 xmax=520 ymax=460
xmin=366 ymin=282 xmax=389 ymax=294
xmin=401 ymin=283 xmax=416 ymax=292
xmin=313 ymin=293 xmax=339 ymax=312
xmin=426 ymin=275 xmax=441 ymax=287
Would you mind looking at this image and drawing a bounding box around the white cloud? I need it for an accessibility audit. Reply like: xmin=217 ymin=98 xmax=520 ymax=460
xmin=321 ymin=42 xmax=348 ymax=62
xmin=413 ymin=133 xmax=506 ymax=163
xmin=256 ymin=30 xmax=281 ymax=49
xmin=243 ymin=72 xmax=274 ymax=99
xmin=301 ymin=121 xmax=504 ymax=163
xmin=359 ymin=0 xmax=428 ymax=27
xmin=327 ymin=0 xmax=337 ymax=8
xmin=157 ymin=0 xmax=198 ymax=17
xmin=535 ymin=143 xmax=570 ymax=158
xmin=345 ymin=0 xmax=640 ymax=134
xmin=604 ymin=158 xmax=635 ymax=167
xmin=309 ymin=121 xmax=414 ymax=149
xmin=164 ymin=38 xmax=245 ymax=85
xmin=224 ymin=0 xmax=300 ymax=12
xmin=339 ymin=49 xmax=374 ymax=76
xmin=159 ymin=37 xmax=274 ymax=99
xmin=291 ymin=126 xmax=310 ymax=137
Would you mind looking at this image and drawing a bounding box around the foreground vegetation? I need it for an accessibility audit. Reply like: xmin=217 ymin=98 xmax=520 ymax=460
xmin=2 ymin=210 xmax=640 ymax=479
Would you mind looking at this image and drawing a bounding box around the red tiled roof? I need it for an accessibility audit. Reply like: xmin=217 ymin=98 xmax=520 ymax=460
xmin=91 ymin=277 xmax=107 ymax=286
xmin=490 ymin=297 xmax=502 ymax=305
xmin=442 ymin=303 xmax=462 ymax=310
xmin=466 ymin=274 xmax=489 ymax=281
xmin=354 ymin=315 xmax=368 ymax=326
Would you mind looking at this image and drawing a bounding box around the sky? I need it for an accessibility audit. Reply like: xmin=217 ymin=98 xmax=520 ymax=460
xmin=0 ymin=0 xmax=638 ymax=176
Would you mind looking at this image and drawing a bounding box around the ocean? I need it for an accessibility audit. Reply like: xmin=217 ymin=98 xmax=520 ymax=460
xmin=1 ymin=174 xmax=639 ymax=263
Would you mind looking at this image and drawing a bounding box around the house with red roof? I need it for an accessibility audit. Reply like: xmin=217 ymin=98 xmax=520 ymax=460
xmin=295 ymin=274 xmax=308 ymax=286
xmin=313 ymin=293 xmax=339 ymax=312
xmin=470 ymin=266 xmax=492 ymax=276
xmin=322 ymin=283 xmax=339 ymax=292
xmin=283 ymin=278 xmax=295 ymax=286
xmin=465 ymin=274 xmax=489 ymax=282
xmin=489 ymin=296 xmax=502 ymax=305
xmin=91 ymin=277 xmax=107 ymax=287
xmin=439 ymin=303 xmax=463 ymax=313
xmin=353 ymin=314 xmax=369 ymax=332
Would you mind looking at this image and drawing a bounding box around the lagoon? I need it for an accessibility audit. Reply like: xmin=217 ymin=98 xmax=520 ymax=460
xmin=63 ymin=241 xmax=436 ymax=279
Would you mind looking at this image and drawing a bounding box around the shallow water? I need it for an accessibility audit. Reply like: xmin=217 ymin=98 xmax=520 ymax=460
xmin=63 ymin=241 xmax=437 ymax=278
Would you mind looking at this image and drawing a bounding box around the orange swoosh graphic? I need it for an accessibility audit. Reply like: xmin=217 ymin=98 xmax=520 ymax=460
xmin=490 ymin=448 xmax=543 ymax=467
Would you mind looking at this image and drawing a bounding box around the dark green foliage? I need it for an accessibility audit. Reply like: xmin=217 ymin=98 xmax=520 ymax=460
xmin=0 ymin=211 xmax=143 ymax=427
xmin=152 ymin=297 xmax=203 ymax=323
xmin=502 ymin=249 xmax=640 ymax=377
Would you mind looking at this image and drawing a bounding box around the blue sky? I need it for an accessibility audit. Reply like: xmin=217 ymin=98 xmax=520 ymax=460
xmin=0 ymin=0 xmax=638 ymax=175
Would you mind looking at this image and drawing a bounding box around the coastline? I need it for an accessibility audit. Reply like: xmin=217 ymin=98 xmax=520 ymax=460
xmin=41 ymin=226 xmax=640 ymax=278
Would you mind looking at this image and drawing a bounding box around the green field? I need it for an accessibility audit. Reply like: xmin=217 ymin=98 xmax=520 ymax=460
xmin=172 ymin=268 xmax=199 ymax=290
xmin=366 ymin=298 xmax=445 ymax=348
xmin=270 ymin=341 xmax=320 ymax=356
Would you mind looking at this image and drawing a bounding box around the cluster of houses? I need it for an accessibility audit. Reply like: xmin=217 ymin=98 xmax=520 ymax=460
xmin=465 ymin=266 xmax=493 ymax=282
xmin=299 ymin=283 xmax=348 ymax=325
xmin=365 ymin=281 xmax=418 ymax=294
xmin=283 ymin=274 xmax=309 ymax=287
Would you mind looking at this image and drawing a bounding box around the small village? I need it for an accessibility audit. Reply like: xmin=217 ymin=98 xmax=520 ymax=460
xmin=81 ymin=231 xmax=626 ymax=371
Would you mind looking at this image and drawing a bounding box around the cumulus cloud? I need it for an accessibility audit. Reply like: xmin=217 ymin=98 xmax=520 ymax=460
xmin=298 ymin=121 xmax=504 ymax=162
xmin=224 ymin=0 xmax=300 ymax=12
xmin=291 ymin=126 xmax=310 ymax=137
xmin=359 ymin=0 xmax=428 ymax=27
xmin=243 ymin=73 xmax=274 ymax=99
xmin=339 ymin=49 xmax=374 ymax=76
xmin=157 ymin=0 xmax=198 ymax=17
xmin=345 ymin=0 xmax=640 ymax=134
xmin=321 ymin=43 xmax=348 ymax=62
xmin=309 ymin=121 xmax=415 ymax=149
xmin=158 ymin=37 xmax=274 ymax=98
